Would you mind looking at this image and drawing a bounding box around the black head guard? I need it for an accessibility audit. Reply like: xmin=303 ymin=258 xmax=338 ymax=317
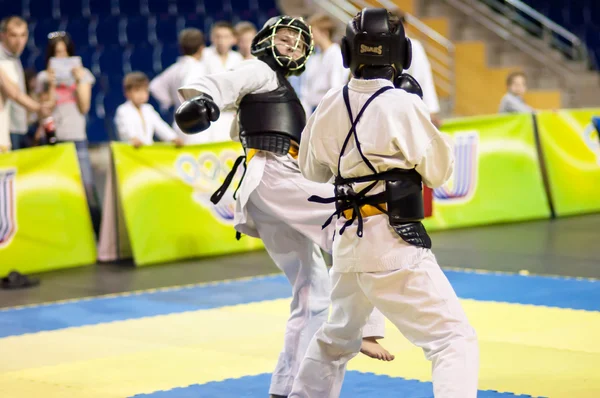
xmin=251 ymin=16 xmax=314 ymax=76
xmin=341 ymin=8 xmax=412 ymax=79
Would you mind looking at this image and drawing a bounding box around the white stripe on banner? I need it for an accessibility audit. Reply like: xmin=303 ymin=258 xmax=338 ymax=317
xmin=0 ymin=170 xmax=16 ymax=246
xmin=433 ymin=132 xmax=479 ymax=202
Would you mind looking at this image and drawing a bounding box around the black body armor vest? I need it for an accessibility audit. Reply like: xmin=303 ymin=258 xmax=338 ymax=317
xmin=238 ymin=73 xmax=306 ymax=155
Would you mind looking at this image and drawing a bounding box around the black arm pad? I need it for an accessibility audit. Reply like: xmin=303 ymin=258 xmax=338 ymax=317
xmin=175 ymin=93 xmax=221 ymax=134
xmin=395 ymin=73 xmax=424 ymax=100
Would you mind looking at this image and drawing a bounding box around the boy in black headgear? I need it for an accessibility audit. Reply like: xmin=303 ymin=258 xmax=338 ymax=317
xmin=289 ymin=9 xmax=479 ymax=398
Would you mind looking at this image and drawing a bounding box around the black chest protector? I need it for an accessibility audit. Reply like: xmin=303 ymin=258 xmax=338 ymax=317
xmin=238 ymin=72 xmax=306 ymax=155
xmin=308 ymin=85 xmax=431 ymax=249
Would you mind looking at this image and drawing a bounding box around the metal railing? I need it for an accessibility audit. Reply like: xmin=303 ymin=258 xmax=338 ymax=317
xmin=485 ymin=0 xmax=587 ymax=62
xmin=313 ymin=0 xmax=456 ymax=112
xmin=444 ymin=0 xmax=589 ymax=76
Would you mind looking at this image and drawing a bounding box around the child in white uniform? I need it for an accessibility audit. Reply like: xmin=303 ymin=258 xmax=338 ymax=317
xmin=115 ymin=72 xmax=182 ymax=147
xmin=176 ymin=16 xmax=392 ymax=398
xmin=290 ymin=9 xmax=479 ymax=398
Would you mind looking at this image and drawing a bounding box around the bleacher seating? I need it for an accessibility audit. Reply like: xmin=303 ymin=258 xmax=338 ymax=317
xmin=517 ymin=0 xmax=599 ymax=68
xmin=18 ymin=0 xmax=276 ymax=142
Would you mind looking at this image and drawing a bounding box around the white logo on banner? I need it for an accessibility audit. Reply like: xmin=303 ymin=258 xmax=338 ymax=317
xmin=0 ymin=169 xmax=17 ymax=248
xmin=175 ymin=150 xmax=244 ymax=225
xmin=433 ymin=131 xmax=480 ymax=203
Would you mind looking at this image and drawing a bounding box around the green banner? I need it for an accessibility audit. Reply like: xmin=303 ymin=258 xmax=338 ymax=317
xmin=423 ymin=113 xmax=551 ymax=231
xmin=536 ymin=109 xmax=600 ymax=216
xmin=111 ymin=142 xmax=264 ymax=266
xmin=0 ymin=144 xmax=96 ymax=276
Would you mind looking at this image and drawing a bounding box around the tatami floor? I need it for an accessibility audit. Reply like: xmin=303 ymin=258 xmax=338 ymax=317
xmin=1 ymin=215 xmax=599 ymax=397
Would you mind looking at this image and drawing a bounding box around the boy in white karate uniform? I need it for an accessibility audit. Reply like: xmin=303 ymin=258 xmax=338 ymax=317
xmin=290 ymin=8 xmax=479 ymax=398
xmin=149 ymin=28 xmax=207 ymax=143
xmin=300 ymin=13 xmax=349 ymax=116
xmin=115 ymin=72 xmax=183 ymax=147
xmin=175 ymin=16 xmax=392 ymax=398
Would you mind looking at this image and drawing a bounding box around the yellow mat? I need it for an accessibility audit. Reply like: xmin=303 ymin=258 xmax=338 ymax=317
xmin=0 ymin=298 xmax=598 ymax=398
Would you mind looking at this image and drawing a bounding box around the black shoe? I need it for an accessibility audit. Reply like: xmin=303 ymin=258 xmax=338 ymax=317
xmin=1 ymin=271 xmax=40 ymax=290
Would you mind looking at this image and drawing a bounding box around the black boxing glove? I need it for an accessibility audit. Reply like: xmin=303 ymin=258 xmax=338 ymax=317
xmin=395 ymin=73 xmax=424 ymax=100
xmin=175 ymin=93 xmax=221 ymax=134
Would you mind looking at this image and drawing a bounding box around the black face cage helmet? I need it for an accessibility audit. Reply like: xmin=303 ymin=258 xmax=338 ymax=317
xmin=251 ymin=16 xmax=314 ymax=76
xmin=341 ymin=8 xmax=412 ymax=78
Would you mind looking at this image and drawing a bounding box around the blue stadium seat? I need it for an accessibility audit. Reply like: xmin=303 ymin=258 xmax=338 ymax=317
xmin=231 ymin=0 xmax=251 ymax=12
xmin=148 ymin=0 xmax=175 ymax=16
xmin=566 ymin=5 xmax=586 ymax=33
xmin=182 ymin=14 xmax=206 ymax=33
xmin=28 ymin=0 xmax=58 ymax=20
xmin=87 ymin=116 xmax=109 ymax=142
xmin=236 ymin=9 xmax=261 ymax=28
xmin=127 ymin=43 xmax=156 ymax=76
xmin=22 ymin=48 xmax=40 ymax=70
xmin=160 ymin=43 xmax=180 ymax=70
xmin=21 ymin=47 xmax=32 ymax=69
xmin=155 ymin=15 xmax=181 ymax=45
xmin=98 ymin=45 xmax=126 ymax=76
xmin=175 ymin=0 xmax=201 ymax=15
xmin=65 ymin=17 xmax=92 ymax=48
xmin=205 ymin=1 xmax=232 ymax=21
xmin=78 ymin=45 xmax=97 ymax=71
xmin=125 ymin=15 xmax=152 ymax=45
xmin=3 ymin=0 xmax=24 ymax=17
xmin=89 ymin=83 xmax=103 ymax=119
xmin=588 ymin=1 xmax=600 ymax=25
xmin=33 ymin=52 xmax=47 ymax=72
xmin=85 ymin=0 xmax=117 ymax=16
xmin=103 ymin=89 xmax=125 ymax=119
xmin=256 ymin=0 xmax=277 ymax=14
xmin=32 ymin=19 xmax=65 ymax=49
xmin=57 ymin=0 xmax=84 ymax=19
xmin=255 ymin=12 xmax=270 ymax=28
xmin=92 ymin=15 xmax=126 ymax=47
xmin=119 ymin=0 xmax=142 ymax=15
xmin=103 ymin=71 xmax=124 ymax=92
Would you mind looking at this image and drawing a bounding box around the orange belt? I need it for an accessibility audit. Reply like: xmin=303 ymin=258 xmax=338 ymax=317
xmin=246 ymin=144 xmax=299 ymax=163
xmin=342 ymin=203 xmax=386 ymax=219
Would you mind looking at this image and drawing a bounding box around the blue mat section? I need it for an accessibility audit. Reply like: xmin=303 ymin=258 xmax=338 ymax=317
xmin=130 ymin=372 xmax=541 ymax=397
xmin=0 ymin=270 xmax=598 ymax=338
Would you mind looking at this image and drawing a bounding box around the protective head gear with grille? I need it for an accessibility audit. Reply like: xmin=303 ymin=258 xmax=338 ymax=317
xmin=341 ymin=8 xmax=412 ymax=80
xmin=251 ymin=16 xmax=314 ymax=76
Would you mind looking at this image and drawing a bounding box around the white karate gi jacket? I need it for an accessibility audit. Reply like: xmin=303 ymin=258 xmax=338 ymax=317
xmin=299 ymin=78 xmax=454 ymax=273
xmin=114 ymin=101 xmax=177 ymax=145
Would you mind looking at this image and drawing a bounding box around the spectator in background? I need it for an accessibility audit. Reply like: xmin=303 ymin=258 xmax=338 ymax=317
xmin=234 ymin=21 xmax=257 ymax=60
xmin=185 ymin=21 xmax=243 ymax=144
xmin=116 ymin=72 xmax=183 ymax=148
xmin=392 ymin=11 xmax=442 ymax=127
xmin=0 ymin=66 xmax=49 ymax=152
xmin=36 ymin=31 xmax=100 ymax=234
xmin=0 ymin=16 xmax=30 ymax=150
xmin=150 ymin=28 xmax=206 ymax=143
xmin=300 ymin=13 xmax=348 ymax=116
xmin=202 ymin=21 xmax=243 ymax=74
xmin=24 ymin=67 xmax=44 ymax=145
xmin=499 ymin=71 xmax=533 ymax=113
xmin=24 ymin=68 xmax=38 ymax=125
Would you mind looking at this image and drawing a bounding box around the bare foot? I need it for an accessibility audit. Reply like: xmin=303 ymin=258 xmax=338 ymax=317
xmin=360 ymin=337 xmax=395 ymax=361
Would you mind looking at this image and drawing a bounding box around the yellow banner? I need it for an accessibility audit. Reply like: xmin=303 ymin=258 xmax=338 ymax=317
xmin=0 ymin=144 xmax=96 ymax=276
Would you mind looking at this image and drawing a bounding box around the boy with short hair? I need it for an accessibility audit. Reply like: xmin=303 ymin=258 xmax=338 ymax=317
xmin=499 ymin=71 xmax=533 ymax=113
xmin=115 ymin=72 xmax=183 ymax=147
xmin=203 ymin=21 xmax=243 ymax=74
xmin=234 ymin=21 xmax=257 ymax=60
